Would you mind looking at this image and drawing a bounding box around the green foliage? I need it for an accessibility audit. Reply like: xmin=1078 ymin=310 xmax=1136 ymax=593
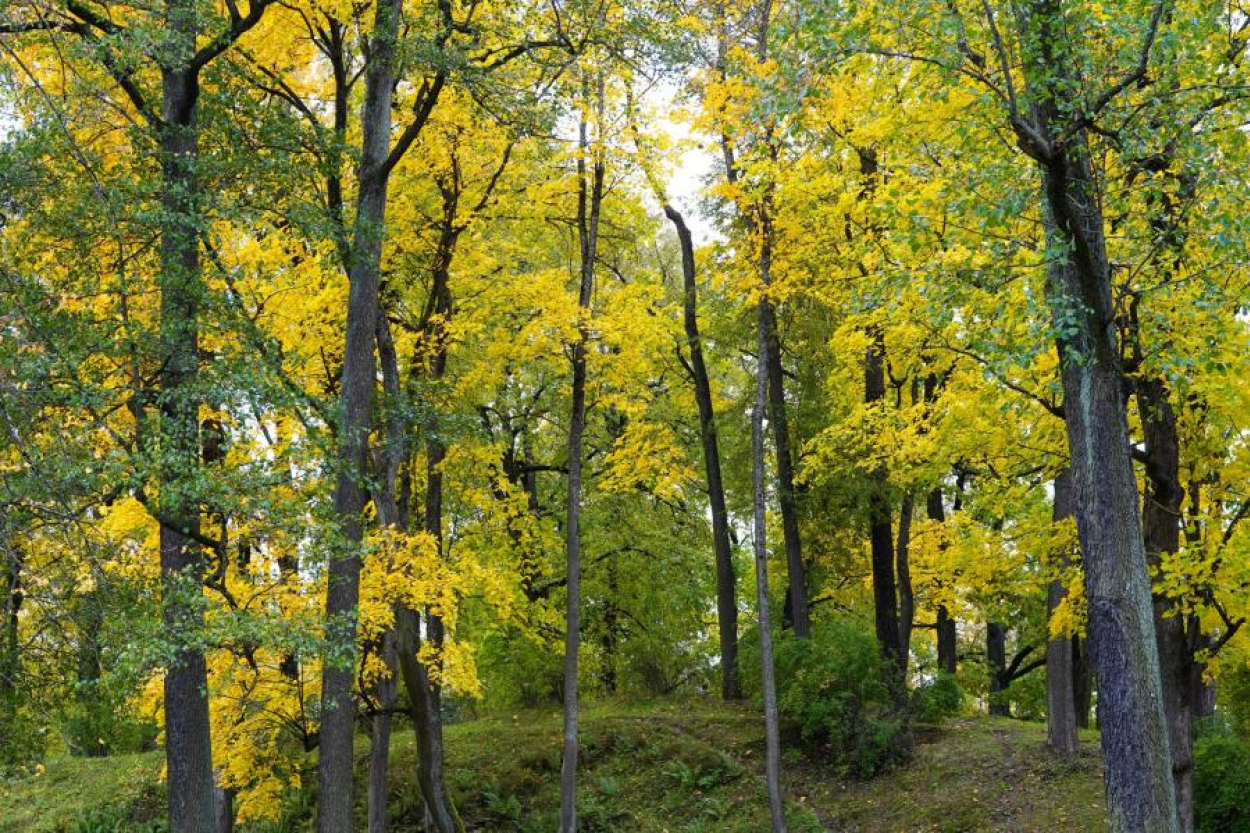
xmin=1194 ymin=718 xmax=1250 ymax=833
xmin=0 ymin=705 xmax=46 ymax=773
xmin=1221 ymin=661 xmax=1250 ymax=742
xmin=61 ymin=695 xmax=158 ymax=759
xmin=766 ymin=619 xmax=912 ymax=778
xmin=911 ymin=672 xmax=964 ymax=724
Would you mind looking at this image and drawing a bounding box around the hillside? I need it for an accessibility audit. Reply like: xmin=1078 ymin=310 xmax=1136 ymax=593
xmin=0 ymin=700 xmax=1106 ymax=832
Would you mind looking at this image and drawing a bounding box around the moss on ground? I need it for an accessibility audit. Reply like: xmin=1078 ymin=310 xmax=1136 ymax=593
xmin=0 ymin=701 xmax=1106 ymax=832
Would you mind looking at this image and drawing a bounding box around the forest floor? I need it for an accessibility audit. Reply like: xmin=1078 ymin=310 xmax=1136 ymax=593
xmin=0 ymin=699 xmax=1107 ymax=832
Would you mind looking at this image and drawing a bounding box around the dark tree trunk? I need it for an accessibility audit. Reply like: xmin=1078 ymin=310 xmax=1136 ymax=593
xmin=865 ymin=330 xmax=904 ymax=679
xmin=317 ymin=1 xmax=404 ymax=828
xmin=558 ymin=101 xmax=604 ymax=833
xmin=0 ymin=541 xmax=23 ymax=711
xmin=761 ymin=300 xmax=810 ymax=639
xmin=367 ymin=633 xmax=397 ymax=833
xmin=665 ymin=205 xmax=740 ymax=701
xmin=1047 ymin=469 xmax=1079 ymax=755
xmin=1137 ymin=376 xmax=1194 ymax=831
xmin=1073 ymin=635 xmax=1093 ymax=729
xmin=1016 ymin=5 xmax=1178 ymax=826
xmin=926 ymin=489 xmax=957 ymax=675
xmin=987 ymin=622 xmax=1010 ymax=717
xmin=896 ymin=493 xmax=915 ymax=672
xmin=157 ymin=10 xmax=216 ymax=826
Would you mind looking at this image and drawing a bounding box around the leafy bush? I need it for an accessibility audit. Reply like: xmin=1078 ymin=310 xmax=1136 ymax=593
xmin=0 ymin=705 xmax=46 ymax=772
xmin=1194 ymin=718 xmax=1250 ymax=833
xmin=762 ymin=618 xmax=911 ymax=778
xmin=912 ymin=672 xmax=964 ymax=723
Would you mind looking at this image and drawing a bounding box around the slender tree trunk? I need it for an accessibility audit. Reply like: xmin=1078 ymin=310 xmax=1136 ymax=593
xmin=986 ymin=622 xmax=1010 ymax=717
xmin=1073 ymin=635 xmax=1093 ymax=728
xmin=157 ymin=6 xmax=215 ymax=825
xmin=558 ymin=99 xmax=604 ymax=833
xmin=1017 ymin=5 xmax=1178 ymax=826
xmin=0 ymin=541 xmax=23 ymax=713
xmin=317 ymin=1 xmax=403 ymax=827
xmin=664 ymin=205 xmax=740 ymax=700
xmin=896 ymin=493 xmax=915 ymax=672
xmin=753 ymin=265 xmax=788 ymax=833
xmin=761 ymin=301 xmax=810 ymax=639
xmin=1047 ymin=469 xmax=1079 ymax=755
xmin=925 ymin=489 xmax=957 ymax=675
xmin=865 ymin=331 xmax=904 ymax=678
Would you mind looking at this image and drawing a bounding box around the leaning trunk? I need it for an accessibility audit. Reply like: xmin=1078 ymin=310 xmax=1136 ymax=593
xmin=665 ymin=204 xmax=740 ymax=700
xmin=1017 ymin=5 xmax=1177 ymax=824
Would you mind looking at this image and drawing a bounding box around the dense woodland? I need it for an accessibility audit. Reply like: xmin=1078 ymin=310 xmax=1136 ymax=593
xmin=0 ymin=0 xmax=1249 ymax=831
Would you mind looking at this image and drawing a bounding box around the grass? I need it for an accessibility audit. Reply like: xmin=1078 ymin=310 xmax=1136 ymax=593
xmin=0 ymin=701 xmax=1107 ymax=832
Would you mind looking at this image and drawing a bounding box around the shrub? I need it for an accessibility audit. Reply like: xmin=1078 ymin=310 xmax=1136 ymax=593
xmin=912 ymin=672 xmax=964 ymax=724
xmin=1194 ymin=718 xmax=1250 ymax=833
xmin=765 ymin=618 xmax=911 ymax=778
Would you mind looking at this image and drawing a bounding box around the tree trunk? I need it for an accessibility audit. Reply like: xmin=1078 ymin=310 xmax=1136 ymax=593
xmin=1047 ymin=469 xmax=1079 ymax=755
xmin=157 ymin=7 xmax=216 ymax=825
xmin=865 ymin=330 xmax=904 ymax=678
xmin=1137 ymin=377 xmax=1194 ymax=832
xmin=926 ymin=489 xmax=957 ymax=675
xmin=558 ymin=99 xmax=604 ymax=833
xmin=0 ymin=540 xmax=23 ymax=714
xmin=317 ymin=1 xmax=404 ymax=828
xmin=367 ymin=630 xmax=397 ymax=833
xmin=987 ymin=622 xmax=1010 ymax=717
xmin=1017 ymin=5 xmax=1178 ymax=826
xmin=1073 ymin=635 xmax=1093 ymax=729
xmin=752 ymin=260 xmax=788 ymax=833
xmin=761 ymin=300 xmax=810 ymax=639
xmin=896 ymin=493 xmax=915 ymax=673
xmin=664 ymin=204 xmax=740 ymax=700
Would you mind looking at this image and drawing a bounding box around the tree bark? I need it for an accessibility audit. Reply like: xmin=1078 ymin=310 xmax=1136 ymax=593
xmin=1016 ymin=5 xmax=1178 ymax=827
xmin=865 ymin=330 xmax=904 ymax=678
xmin=317 ymin=1 xmax=404 ymax=828
xmin=558 ymin=97 xmax=604 ymax=833
xmin=761 ymin=300 xmax=810 ymax=639
xmin=896 ymin=493 xmax=915 ymax=672
xmin=925 ymin=489 xmax=957 ymax=675
xmin=1073 ymin=635 xmax=1093 ymax=729
xmin=664 ymin=204 xmax=740 ymax=700
xmin=1137 ymin=376 xmax=1194 ymax=831
xmin=752 ymin=254 xmax=788 ymax=833
xmin=157 ymin=5 xmax=215 ymax=826
xmin=986 ymin=622 xmax=1010 ymax=717
xmin=1047 ymin=469 xmax=1079 ymax=755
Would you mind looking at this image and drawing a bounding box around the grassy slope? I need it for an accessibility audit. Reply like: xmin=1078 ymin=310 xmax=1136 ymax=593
xmin=0 ymin=701 xmax=1107 ymax=832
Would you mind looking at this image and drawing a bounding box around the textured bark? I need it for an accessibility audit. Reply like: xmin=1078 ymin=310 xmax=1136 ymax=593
xmin=665 ymin=205 xmax=740 ymax=701
xmin=317 ymin=1 xmax=404 ymax=828
xmin=987 ymin=622 xmax=1010 ymax=717
xmin=1016 ymin=4 xmax=1178 ymax=827
xmin=865 ymin=331 xmax=903 ymax=677
xmin=1047 ymin=470 xmax=1079 ymax=755
xmin=1137 ymin=377 xmax=1194 ymax=832
xmin=367 ymin=634 xmax=397 ymax=833
xmin=157 ymin=5 xmax=215 ymax=826
xmin=558 ymin=102 xmax=604 ymax=833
